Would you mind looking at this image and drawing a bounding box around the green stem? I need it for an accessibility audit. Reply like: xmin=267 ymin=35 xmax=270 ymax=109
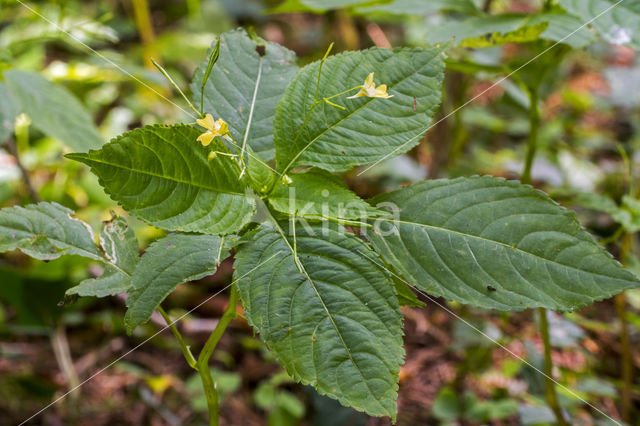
xmin=157 ymin=306 xmax=198 ymax=370
xmin=617 ymin=233 xmax=633 ymax=422
xmin=196 ymin=285 xmax=239 ymax=426
xmin=522 ymin=85 xmax=539 ymax=185
xmin=522 ymin=80 xmax=567 ymax=425
xmin=539 ymin=308 xmax=568 ymax=425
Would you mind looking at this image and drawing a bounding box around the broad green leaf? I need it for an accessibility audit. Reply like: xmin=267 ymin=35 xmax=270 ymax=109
xmin=67 ymin=125 xmax=255 ymax=235
xmin=559 ymin=0 xmax=640 ymax=49
xmin=124 ymin=233 xmax=230 ymax=332
xmin=234 ymin=222 xmax=404 ymax=419
xmin=67 ymin=215 xmax=139 ymax=298
xmin=355 ymin=0 xmax=479 ymax=16
xmin=0 ymin=82 xmax=19 ymax=143
xmin=0 ymin=202 xmax=102 ymax=261
xmin=191 ymin=29 xmax=298 ymax=161
xmin=4 ymin=70 xmax=103 ymax=151
xmin=367 ymin=176 xmax=640 ymax=311
xmin=268 ymin=169 xmax=385 ymax=221
xmin=274 ymin=47 xmax=444 ymax=173
xmin=426 ymin=13 xmax=595 ymax=49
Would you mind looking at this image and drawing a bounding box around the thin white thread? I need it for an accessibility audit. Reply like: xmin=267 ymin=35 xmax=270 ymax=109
xmin=359 ymin=250 xmax=623 ymax=426
xmin=356 ymin=0 xmax=627 ymax=176
xmin=19 ymin=251 xmax=282 ymax=425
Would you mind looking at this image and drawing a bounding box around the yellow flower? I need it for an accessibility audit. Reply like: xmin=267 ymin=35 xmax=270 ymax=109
xmin=347 ymin=72 xmax=393 ymax=99
xmin=196 ymin=113 xmax=230 ymax=146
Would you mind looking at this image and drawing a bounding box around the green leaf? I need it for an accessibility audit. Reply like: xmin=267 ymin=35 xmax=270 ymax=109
xmin=268 ymin=169 xmax=385 ymax=221
xmin=68 ymin=267 xmax=130 ymax=298
xmin=124 ymin=233 xmax=230 ymax=332
xmin=427 ymin=14 xmax=530 ymax=45
xmin=367 ymin=176 xmax=640 ymax=311
xmin=355 ymin=0 xmax=479 ymax=16
xmin=0 ymin=82 xmax=19 ymax=143
xmin=271 ymin=0 xmax=384 ymax=12
xmin=4 ymin=70 xmax=103 ymax=151
xmin=234 ymin=222 xmax=404 ymax=419
xmin=391 ymin=274 xmax=425 ymax=308
xmin=98 ymin=215 xmax=139 ymax=274
xmin=67 ymin=215 xmax=139 ymax=298
xmin=461 ymin=23 xmax=549 ymax=48
xmin=612 ymin=196 xmax=640 ymax=233
xmin=0 ymin=202 xmax=101 ymax=261
xmin=246 ymin=146 xmax=278 ymax=195
xmin=559 ymin=0 xmax=640 ymax=49
xmin=67 ymin=124 xmax=255 ymax=235
xmin=528 ymin=13 xmax=596 ymax=48
xmin=274 ymin=47 xmax=444 ymax=173
xmin=191 ymin=29 xmax=299 ymax=161
xmin=426 ymin=13 xmax=595 ymax=49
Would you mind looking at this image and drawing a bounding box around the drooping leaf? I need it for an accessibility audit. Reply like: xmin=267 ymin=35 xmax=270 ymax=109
xmin=274 ymin=46 xmax=444 ymax=173
xmin=234 ymin=222 xmax=404 ymax=419
xmin=67 ymin=125 xmax=255 ymax=235
xmin=124 ymin=233 xmax=231 ymax=332
xmin=4 ymin=70 xmax=103 ymax=151
xmin=191 ymin=29 xmax=299 ymax=161
xmin=268 ymin=169 xmax=385 ymax=221
xmin=426 ymin=13 xmax=595 ymax=49
xmin=0 ymin=82 xmax=19 ymax=143
xmin=0 ymin=202 xmax=101 ymax=261
xmin=67 ymin=215 xmax=139 ymax=298
xmin=355 ymin=0 xmax=479 ymax=16
xmin=559 ymin=0 xmax=640 ymax=49
xmin=367 ymin=176 xmax=640 ymax=311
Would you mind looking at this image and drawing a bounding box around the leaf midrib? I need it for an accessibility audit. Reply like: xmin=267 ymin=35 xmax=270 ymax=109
xmin=71 ymin=155 xmax=248 ymax=197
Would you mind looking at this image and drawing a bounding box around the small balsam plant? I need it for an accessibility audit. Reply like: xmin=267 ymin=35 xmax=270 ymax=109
xmin=1 ymin=28 xmax=638 ymax=423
